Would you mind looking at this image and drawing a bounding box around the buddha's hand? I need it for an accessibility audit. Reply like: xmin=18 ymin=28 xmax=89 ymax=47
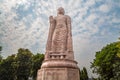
xmin=49 ymin=16 xmax=54 ymax=23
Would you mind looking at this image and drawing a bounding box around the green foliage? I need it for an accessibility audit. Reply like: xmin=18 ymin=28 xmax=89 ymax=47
xmin=0 ymin=46 xmax=2 ymax=62
xmin=0 ymin=54 xmax=16 ymax=80
xmin=91 ymin=77 xmax=97 ymax=80
xmin=117 ymin=41 xmax=120 ymax=58
xmin=0 ymin=46 xmax=2 ymax=51
xmin=0 ymin=55 xmax=2 ymax=62
xmin=80 ymin=67 xmax=88 ymax=80
xmin=91 ymin=42 xmax=120 ymax=80
xmin=0 ymin=48 xmax=44 ymax=80
xmin=16 ymin=48 xmax=33 ymax=80
xmin=32 ymin=53 xmax=44 ymax=80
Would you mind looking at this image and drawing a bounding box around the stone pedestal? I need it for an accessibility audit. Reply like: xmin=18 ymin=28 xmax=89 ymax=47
xmin=37 ymin=59 xmax=80 ymax=80
xmin=37 ymin=68 xmax=79 ymax=80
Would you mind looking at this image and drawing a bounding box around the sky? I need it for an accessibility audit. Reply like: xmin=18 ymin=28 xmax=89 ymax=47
xmin=0 ymin=0 xmax=120 ymax=77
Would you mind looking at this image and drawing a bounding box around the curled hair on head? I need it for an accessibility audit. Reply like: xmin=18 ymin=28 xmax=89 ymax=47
xmin=57 ymin=7 xmax=65 ymax=15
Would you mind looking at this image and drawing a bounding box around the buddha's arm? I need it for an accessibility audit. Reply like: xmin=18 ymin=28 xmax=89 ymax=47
xmin=66 ymin=16 xmax=73 ymax=51
xmin=46 ymin=16 xmax=56 ymax=51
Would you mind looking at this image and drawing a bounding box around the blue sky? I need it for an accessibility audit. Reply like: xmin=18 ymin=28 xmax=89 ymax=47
xmin=0 ymin=0 xmax=120 ymax=77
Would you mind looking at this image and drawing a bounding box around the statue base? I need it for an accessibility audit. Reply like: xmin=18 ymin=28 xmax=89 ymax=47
xmin=37 ymin=59 xmax=80 ymax=80
xmin=37 ymin=67 xmax=80 ymax=80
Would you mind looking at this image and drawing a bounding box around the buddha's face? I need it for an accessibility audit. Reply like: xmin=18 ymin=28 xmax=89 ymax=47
xmin=57 ymin=7 xmax=65 ymax=15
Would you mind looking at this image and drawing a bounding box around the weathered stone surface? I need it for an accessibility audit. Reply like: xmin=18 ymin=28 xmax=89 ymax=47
xmin=45 ymin=7 xmax=74 ymax=61
xmin=37 ymin=7 xmax=80 ymax=80
xmin=37 ymin=68 xmax=79 ymax=80
xmin=41 ymin=59 xmax=78 ymax=68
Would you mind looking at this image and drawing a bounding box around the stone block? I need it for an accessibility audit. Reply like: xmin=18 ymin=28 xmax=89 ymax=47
xmin=37 ymin=68 xmax=80 ymax=80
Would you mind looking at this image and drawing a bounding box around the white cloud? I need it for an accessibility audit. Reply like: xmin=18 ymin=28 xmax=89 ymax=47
xmin=0 ymin=0 xmax=17 ymax=12
xmin=85 ymin=0 xmax=95 ymax=7
xmin=99 ymin=4 xmax=110 ymax=13
xmin=17 ymin=0 xmax=28 ymax=5
xmin=112 ymin=18 xmax=120 ymax=24
xmin=86 ymin=14 xmax=97 ymax=22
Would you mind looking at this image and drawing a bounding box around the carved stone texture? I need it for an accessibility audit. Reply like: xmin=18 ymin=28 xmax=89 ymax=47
xmin=37 ymin=7 xmax=80 ymax=80
xmin=45 ymin=7 xmax=74 ymax=60
xmin=37 ymin=68 xmax=79 ymax=80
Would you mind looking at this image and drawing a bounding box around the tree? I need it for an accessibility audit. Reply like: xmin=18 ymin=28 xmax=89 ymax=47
xmin=111 ymin=40 xmax=120 ymax=80
xmin=80 ymin=67 xmax=88 ymax=80
xmin=16 ymin=48 xmax=33 ymax=80
xmin=91 ymin=41 xmax=120 ymax=80
xmin=32 ymin=53 xmax=44 ymax=80
xmin=0 ymin=46 xmax=2 ymax=62
xmin=0 ymin=46 xmax=2 ymax=52
xmin=0 ymin=48 xmax=44 ymax=80
xmin=0 ymin=54 xmax=16 ymax=80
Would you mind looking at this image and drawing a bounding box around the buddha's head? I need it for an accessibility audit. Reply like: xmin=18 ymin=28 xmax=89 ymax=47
xmin=57 ymin=7 xmax=65 ymax=15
